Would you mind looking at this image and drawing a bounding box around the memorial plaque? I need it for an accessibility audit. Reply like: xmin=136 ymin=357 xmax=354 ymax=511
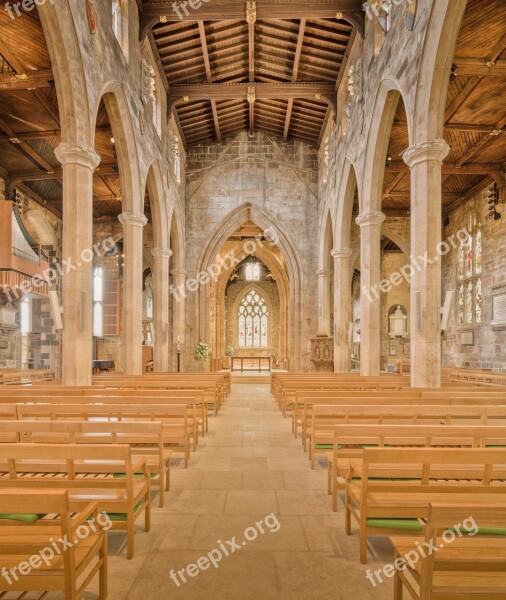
xmin=461 ymin=331 xmax=474 ymax=346
xmin=492 ymin=290 xmax=506 ymax=330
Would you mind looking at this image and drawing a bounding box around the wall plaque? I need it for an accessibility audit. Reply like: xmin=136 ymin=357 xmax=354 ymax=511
xmin=461 ymin=331 xmax=474 ymax=346
xmin=492 ymin=286 xmax=506 ymax=330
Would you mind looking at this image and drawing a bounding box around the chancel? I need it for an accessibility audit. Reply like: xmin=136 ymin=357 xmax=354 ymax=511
xmin=0 ymin=1 xmax=505 ymax=599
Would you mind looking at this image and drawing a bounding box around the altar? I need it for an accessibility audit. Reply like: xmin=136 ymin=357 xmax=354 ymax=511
xmin=231 ymin=357 xmax=272 ymax=372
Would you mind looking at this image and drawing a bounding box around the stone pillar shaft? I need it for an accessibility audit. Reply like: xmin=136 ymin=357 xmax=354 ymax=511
xmin=357 ymin=211 xmax=385 ymax=376
xmin=316 ymin=268 xmax=332 ymax=336
xmin=151 ymin=247 xmax=172 ymax=372
xmin=403 ymin=140 xmax=450 ymax=388
xmin=55 ymin=143 xmax=100 ymax=386
xmin=119 ymin=212 xmax=148 ymax=375
xmin=332 ymin=248 xmax=353 ymax=372
xmin=171 ymin=269 xmax=187 ymax=371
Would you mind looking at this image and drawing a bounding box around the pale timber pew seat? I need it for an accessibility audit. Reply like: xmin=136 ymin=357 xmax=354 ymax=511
xmin=344 ymin=447 xmax=506 ymax=564
xmin=0 ymin=443 xmax=151 ymax=559
xmin=16 ymin=403 xmax=192 ymax=469
xmin=0 ymin=488 xmax=108 ymax=599
xmin=391 ymin=503 xmax=506 ymax=600
xmin=326 ymin=423 xmax=506 ymax=511
xmin=0 ymin=419 xmax=171 ymax=507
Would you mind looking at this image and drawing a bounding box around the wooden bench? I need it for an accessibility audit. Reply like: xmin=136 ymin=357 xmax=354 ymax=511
xmin=302 ymin=398 xmax=506 ymax=459
xmin=307 ymin=404 xmax=506 ymax=464
xmin=391 ymin=503 xmax=506 ymax=600
xmin=0 ymin=419 xmax=171 ymax=508
xmin=16 ymin=403 xmax=192 ymax=468
xmin=344 ymin=447 xmax=506 ymax=563
xmin=327 ymin=423 xmax=506 ymax=511
xmin=0 ymin=443 xmax=150 ymax=559
xmin=0 ymin=488 xmax=107 ymax=599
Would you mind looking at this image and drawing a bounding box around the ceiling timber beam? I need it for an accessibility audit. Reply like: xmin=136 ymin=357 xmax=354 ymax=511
xmin=0 ymin=69 xmax=54 ymax=91
xmin=170 ymin=82 xmax=335 ymax=102
xmin=140 ymin=1 xmax=364 ymax=38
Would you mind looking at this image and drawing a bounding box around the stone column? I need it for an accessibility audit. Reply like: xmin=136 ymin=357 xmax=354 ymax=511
xmin=332 ymin=248 xmax=353 ymax=373
xmin=171 ymin=269 xmax=187 ymax=371
xmin=55 ymin=143 xmax=100 ymax=386
xmin=403 ymin=140 xmax=449 ymax=388
xmin=119 ymin=212 xmax=148 ymax=375
xmin=356 ymin=211 xmax=385 ymax=376
xmin=316 ymin=268 xmax=332 ymax=336
xmin=151 ymin=247 xmax=172 ymax=372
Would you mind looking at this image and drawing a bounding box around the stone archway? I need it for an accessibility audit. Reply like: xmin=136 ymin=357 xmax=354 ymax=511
xmin=196 ymin=203 xmax=303 ymax=370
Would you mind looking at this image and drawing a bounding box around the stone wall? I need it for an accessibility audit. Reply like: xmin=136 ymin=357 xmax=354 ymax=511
xmin=185 ymin=130 xmax=319 ymax=371
xmin=442 ymin=185 xmax=506 ymax=370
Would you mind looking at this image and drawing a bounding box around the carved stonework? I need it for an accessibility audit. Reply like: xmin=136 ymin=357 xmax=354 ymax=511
xmin=247 ymin=84 xmax=256 ymax=104
xmin=246 ymin=1 xmax=257 ymax=24
xmin=311 ymin=335 xmax=334 ymax=372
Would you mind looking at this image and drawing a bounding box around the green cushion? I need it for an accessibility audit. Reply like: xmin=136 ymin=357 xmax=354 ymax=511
xmin=0 ymin=513 xmax=44 ymax=523
xmin=315 ymin=444 xmax=334 ymax=450
xmin=478 ymin=528 xmax=506 ymax=536
xmin=367 ymin=518 xmax=423 ymax=531
xmin=486 ymin=445 xmax=506 ymax=448
xmin=103 ymin=501 xmax=145 ymax=522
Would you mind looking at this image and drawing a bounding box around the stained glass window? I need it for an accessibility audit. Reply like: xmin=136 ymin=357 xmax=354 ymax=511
xmin=456 ymin=215 xmax=483 ymax=327
xmin=475 ymin=278 xmax=482 ymax=323
xmin=466 ymin=281 xmax=474 ymax=325
xmin=238 ymin=290 xmax=269 ymax=348
xmin=475 ymin=230 xmax=482 ymax=275
xmin=457 ymin=284 xmax=464 ymax=326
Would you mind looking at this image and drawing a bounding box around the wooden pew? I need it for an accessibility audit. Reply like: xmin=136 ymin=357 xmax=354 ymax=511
xmin=391 ymin=503 xmax=506 ymax=600
xmin=344 ymin=447 xmax=506 ymax=563
xmin=300 ymin=396 xmax=506 ymax=452
xmin=0 ymin=443 xmax=151 ymax=559
xmin=0 ymin=389 xmax=210 ymax=431
xmin=16 ymin=403 xmax=192 ymax=468
xmin=0 ymin=488 xmax=108 ymax=599
xmin=0 ymin=420 xmax=171 ymax=508
xmin=327 ymin=423 xmax=506 ymax=511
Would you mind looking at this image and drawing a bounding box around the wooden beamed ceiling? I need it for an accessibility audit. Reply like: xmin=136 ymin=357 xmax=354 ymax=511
xmin=382 ymin=0 xmax=506 ymax=215
xmin=149 ymin=1 xmax=356 ymax=146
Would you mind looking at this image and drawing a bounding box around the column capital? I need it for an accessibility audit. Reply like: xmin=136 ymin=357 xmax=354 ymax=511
xmin=119 ymin=212 xmax=148 ymax=228
xmin=355 ymin=211 xmax=385 ymax=228
xmin=54 ymin=142 xmax=101 ymax=170
xmin=151 ymin=247 xmax=173 ymax=259
xmin=331 ymin=247 xmax=353 ymax=259
xmin=171 ymin=269 xmax=187 ymax=278
xmin=402 ymin=139 xmax=450 ymax=169
xmin=316 ymin=269 xmax=332 ymax=278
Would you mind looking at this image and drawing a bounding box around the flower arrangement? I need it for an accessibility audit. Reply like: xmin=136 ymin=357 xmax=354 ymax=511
xmin=225 ymin=345 xmax=235 ymax=357
xmin=194 ymin=341 xmax=212 ymax=361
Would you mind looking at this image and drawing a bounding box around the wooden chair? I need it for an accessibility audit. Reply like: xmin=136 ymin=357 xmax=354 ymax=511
xmin=0 ymin=488 xmax=107 ymax=599
xmin=391 ymin=503 xmax=506 ymax=599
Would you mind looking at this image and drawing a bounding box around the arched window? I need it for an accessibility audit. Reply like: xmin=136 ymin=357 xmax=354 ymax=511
xmin=457 ymin=212 xmax=482 ymax=326
xmin=112 ymin=1 xmax=129 ymax=59
xmin=93 ymin=266 xmax=104 ymax=337
xmin=245 ymin=262 xmax=261 ymax=281
xmin=146 ymin=285 xmax=154 ymax=321
xmin=238 ymin=290 xmax=269 ymax=348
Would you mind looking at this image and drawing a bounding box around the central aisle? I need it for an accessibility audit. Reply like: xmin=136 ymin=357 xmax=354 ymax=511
xmin=106 ymin=383 xmax=393 ymax=599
